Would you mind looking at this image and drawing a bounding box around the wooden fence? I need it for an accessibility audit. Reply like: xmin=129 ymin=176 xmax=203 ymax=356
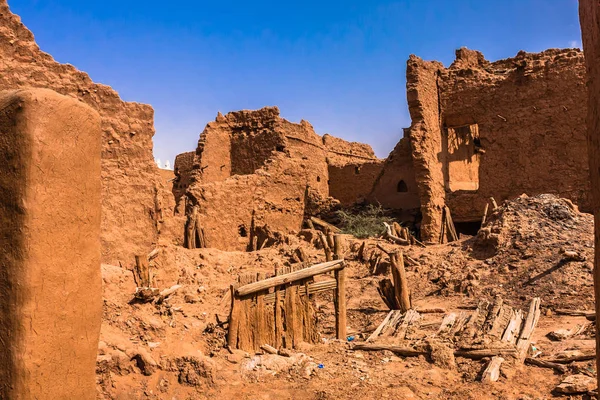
xmin=228 ymin=258 xmax=347 ymax=352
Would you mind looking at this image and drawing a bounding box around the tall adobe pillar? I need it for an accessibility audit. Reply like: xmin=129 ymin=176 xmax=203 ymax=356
xmin=580 ymin=0 xmax=600 ymax=392
xmin=0 ymin=89 xmax=102 ymax=399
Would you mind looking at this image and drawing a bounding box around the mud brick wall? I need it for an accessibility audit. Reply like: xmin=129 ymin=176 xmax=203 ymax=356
xmin=0 ymin=1 xmax=172 ymax=264
xmin=368 ymin=136 xmax=420 ymax=212
xmin=186 ymin=108 xmax=329 ymax=251
xmin=440 ymin=48 xmax=589 ymax=222
xmin=402 ymin=48 xmax=590 ymax=241
xmin=0 ymin=89 xmax=102 ymax=399
xmin=404 ymin=55 xmax=446 ymax=242
xmin=323 ymin=134 xmax=385 ymax=206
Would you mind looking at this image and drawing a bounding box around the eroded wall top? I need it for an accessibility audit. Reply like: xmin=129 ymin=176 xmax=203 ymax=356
xmin=0 ymin=0 xmax=171 ymax=263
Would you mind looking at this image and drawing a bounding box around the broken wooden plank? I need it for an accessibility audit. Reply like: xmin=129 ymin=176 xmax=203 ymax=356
xmin=447 ymin=311 xmax=470 ymax=338
xmin=437 ymin=313 xmax=458 ymax=337
xmin=481 ymin=356 xmax=504 ymax=382
xmin=352 ymin=344 xmax=428 ymax=357
xmin=546 ymin=351 xmax=596 ymax=364
xmin=554 ymin=309 xmax=595 ymax=318
xmin=236 ymin=260 xmax=344 ymax=297
xmin=367 ymin=311 xmax=394 ymax=342
xmin=516 ymin=298 xmax=541 ymax=359
xmin=501 ymin=309 xmax=523 ymax=345
xmin=488 ymin=304 xmax=514 ymax=340
xmin=394 ymin=309 xmax=421 ymax=340
xmin=525 ymin=357 xmax=567 ymax=373
xmin=353 ymin=344 xmax=517 ymax=360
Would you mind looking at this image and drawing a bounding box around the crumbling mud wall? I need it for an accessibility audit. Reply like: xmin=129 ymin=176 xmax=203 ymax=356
xmin=440 ymin=48 xmax=589 ymax=222
xmin=579 ymin=0 xmax=600 ymax=388
xmin=0 ymin=89 xmax=102 ymax=399
xmin=400 ymin=49 xmax=590 ymax=242
xmin=404 ymin=56 xmax=446 ymax=242
xmin=323 ymin=134 xmax=384 ymax=206
xmin=368 ymin=135 xmax=420 ymax=214
xmin=186 ymin=108 xmax=330 ymax=251
xmin=173 ymin=151 xmax=195 ymax=205
xmin=0 ymin=1 xmax=172 ymax=263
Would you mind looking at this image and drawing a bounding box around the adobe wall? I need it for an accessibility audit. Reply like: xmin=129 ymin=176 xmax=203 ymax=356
xmin=173 ymin=151 xmax=195 ymax=205
xmin=404 ymin=56 xmax=446 ymax=242
xmin=186 ymin=108 xmax=329 ymax=251
xmin=402 ymin=48 xmax=590 ymax=241
xmin=440 ymin=48 xmax=589 ymax=222
xmin=368 ymin=135 xmax=420 ymax=213
xmin=324 ymin=134 xmax=385 ymax=206
xmin=579 ymin=0 xmax=600 ymax=387
xmin=0 ymin=89 xmax=101 ymax=399
xmin=0 ymin=1 xmax=172 ymax=263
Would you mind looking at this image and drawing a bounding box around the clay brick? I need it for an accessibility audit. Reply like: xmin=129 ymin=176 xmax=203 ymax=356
xmin=0 ymin=89 xmax=102 ymax=399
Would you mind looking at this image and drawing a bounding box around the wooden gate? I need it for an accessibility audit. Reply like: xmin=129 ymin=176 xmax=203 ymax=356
xmin=228 ymin=259 xmax=346 ymax=352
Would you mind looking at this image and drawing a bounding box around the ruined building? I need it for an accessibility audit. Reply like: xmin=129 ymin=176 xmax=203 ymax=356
xmin=396 ymin=47 xmax=589 ymax=242
xmin=174 ymin=107 xmax=379 ymax=251
xmin=173 ymin=47 xmax=590 ymax=248
xmin=0 ymin=1 xmax=173 ymax=263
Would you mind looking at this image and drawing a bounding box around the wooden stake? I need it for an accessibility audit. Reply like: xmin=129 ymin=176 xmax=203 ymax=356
xmin=334 ymin=235 xmax=347 ymax=340
xmin=319 ymin=233 xmax=332 ymax=262
xmin=490 ymin=197 xmax=499 ymax=210
xmin=134 ymin=255 xmax=151 ymax=287
xmin=482 ymin=203 xmax=489 ymax=225
xmin=390 ymin=251 xmax=411 ymax=312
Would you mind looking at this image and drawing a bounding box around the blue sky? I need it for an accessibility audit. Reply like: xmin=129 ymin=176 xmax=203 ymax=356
xmin=10 ymin=0 xmax=581 ymax=164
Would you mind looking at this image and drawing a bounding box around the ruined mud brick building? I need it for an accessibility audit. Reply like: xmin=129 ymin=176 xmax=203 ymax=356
xmin=372 ymin=47 xmax=590 ymax=242
xmin=177 ymin=47 xmax=590 ymax=247
xmin=175 ymin=107 xmax=380 ymax=251
xmin=0 ymin=1 xmax=173 ymax=263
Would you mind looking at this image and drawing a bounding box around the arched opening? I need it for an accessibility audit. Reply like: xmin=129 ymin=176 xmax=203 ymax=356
xmin=238 ymin=224 xmax=248 ymax=237
xmin=317 ymin=176 xmax=321 ymax=182
xmin=397 ymin=180 xmax=408 ymax=193
xmin=354 ymin=166 xmax=360 ymax=175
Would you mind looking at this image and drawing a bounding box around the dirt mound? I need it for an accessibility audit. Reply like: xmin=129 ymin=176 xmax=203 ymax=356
xmin=446 ymin=194 xmax=594 ymax=310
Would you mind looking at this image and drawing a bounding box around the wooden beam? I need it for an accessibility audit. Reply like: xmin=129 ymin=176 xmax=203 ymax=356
xmin=235 ymin=260 xmax=344 ymax=297
xmin=310 ymin=216 xmax=341 ymax=233
xmin=524 ymin=357 xmax=567 ymax=373
xmin=352 ymin=344 xmax=428 ymax=357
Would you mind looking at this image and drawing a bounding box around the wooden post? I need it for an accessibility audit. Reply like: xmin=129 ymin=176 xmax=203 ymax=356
xmin=490 ymin=197 xmax=499 ymax=210
xmin=319 ymin=233 xmax=332 ymax=262
xmin=390 ymin=251 xmax=411 ymax=312
xmin=134 ymin=255 xmax=151 ymax=287
xmin=333 ymin=235 xmax=347 ymax=340
xmin=482 ymin=203 xmax=489 ymax=225
xmin=227 ymin=285 xmax=239 ymax=348
xmin=444 ymin=206 xmax=459 ymax=242
xmin=578 ymin=7 xmax=600 ymax=390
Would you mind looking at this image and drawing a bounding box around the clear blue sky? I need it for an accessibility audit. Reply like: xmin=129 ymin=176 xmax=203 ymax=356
xmin=10 ymin=0 xmax=581 ymax=164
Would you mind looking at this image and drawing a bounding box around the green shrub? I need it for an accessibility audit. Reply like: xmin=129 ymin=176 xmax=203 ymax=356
xmin=335 ymin=204 xmax=396 ymax=239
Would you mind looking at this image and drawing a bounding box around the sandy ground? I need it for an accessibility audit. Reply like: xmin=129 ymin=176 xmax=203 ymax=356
xmin=96 ymin=195 xmax=597 ymax=399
